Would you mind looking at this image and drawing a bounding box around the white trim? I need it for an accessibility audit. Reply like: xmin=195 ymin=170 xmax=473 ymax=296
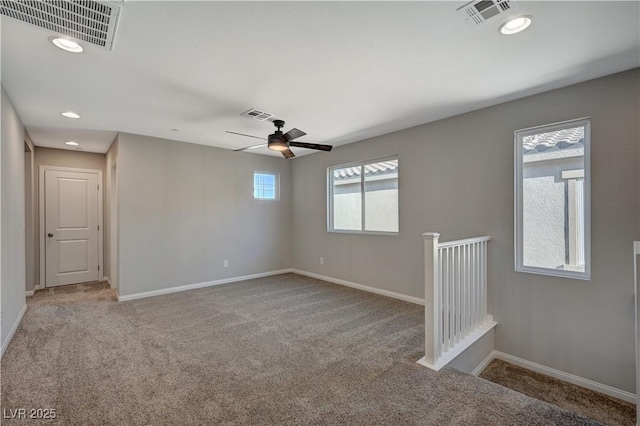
xmin=438 ymin=235 xmax=491 ymax=249
xmin=474 ymin=350 xmax=636 ymax=404
xmin=97 ymin=170 xmax=104 ymax=281
xmin=327 ymin=229 xmax=399 ymax=237
xmin=472 ymin=349 xmax=497 ymax=376
xmin=417 ymin=319 xmax=497 ymax=371
xmin=39 ymin=165 xmax=104 ymax=288
xmin=117 ymin=269 xmax=294 ymax=302
xmin=25 ymin=284 xmax=40 ymax=297
xmin=26 ymin=284 xmax=41 ymax=297
xmin=104 ymin=276 xmax=112 ymax=287
xmin=1 ymin=304 xmax=27 ymax=358
xmin=290 ymin=269 xmax=424 ymax=305
xmin=634 ymin=241 xmax=640 ymax=422
xmin=118 ymin=269 xmax=425 ymax=306
xmin=109 ymin=155 xmax=119 ymax=292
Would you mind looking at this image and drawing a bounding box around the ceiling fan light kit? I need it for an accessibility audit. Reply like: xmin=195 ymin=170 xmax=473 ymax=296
xmin=267 ymin=139 xmax=288 ymax=152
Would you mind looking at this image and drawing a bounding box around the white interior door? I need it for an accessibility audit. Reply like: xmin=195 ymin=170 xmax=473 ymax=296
xmin=45 ymin=170 xmax=99 ymax=287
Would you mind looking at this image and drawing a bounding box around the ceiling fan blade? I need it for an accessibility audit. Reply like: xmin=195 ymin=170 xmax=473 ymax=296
xmin=226 ymin=131 xmax=267 ymax=140
xmin=233 ymin=143 xmax=267 ymax=152
xmin=281 ymin=149 xmax=296 ymax=159
xmin=283 ymin=128 xmax=306 ymax=142
xmin=289 ymin=141 xmax=333 ymax=152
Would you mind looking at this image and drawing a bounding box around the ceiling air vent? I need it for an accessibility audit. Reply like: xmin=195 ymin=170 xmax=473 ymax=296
xmin=242 ymin=108 xmax=274 ymax=122
xmin=0 ymin=0 xmax=122 ymax=50
xmin=457 ymin=0 xmax=516 ymax=28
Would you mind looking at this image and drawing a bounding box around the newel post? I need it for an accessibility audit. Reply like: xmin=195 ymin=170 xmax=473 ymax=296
xmin=423 ymin=232 xmax=440 ymax=366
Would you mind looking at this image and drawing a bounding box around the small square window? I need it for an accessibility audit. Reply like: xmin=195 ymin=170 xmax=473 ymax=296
xmin=254 ymin=172 xmax=278 ymax=200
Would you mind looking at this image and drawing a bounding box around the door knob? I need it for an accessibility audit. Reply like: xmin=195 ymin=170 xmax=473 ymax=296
xmin=47 ymin=233 xmax=54 ymax=238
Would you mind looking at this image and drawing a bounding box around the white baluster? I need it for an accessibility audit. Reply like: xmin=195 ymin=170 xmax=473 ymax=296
xmin=462 ymin=243 xmax=467 ymax=335
xmin=444 ymin=247 xmax=450 ymax=351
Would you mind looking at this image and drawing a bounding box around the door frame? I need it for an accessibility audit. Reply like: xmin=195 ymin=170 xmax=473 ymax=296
xmin=39 ymin=165 xmax=103 ymax=287
xmin=109 ymin=156 xmax=118 ymax=291
xmin=634 ymin=241 xmax=640 ymax=423
xmin=24 ymin=140 xmax=36 ymax=294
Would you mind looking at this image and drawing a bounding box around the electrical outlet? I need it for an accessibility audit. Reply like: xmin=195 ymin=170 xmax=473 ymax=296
xmin=320 ymin=257 xmax=324 ymax=265
xmin=224 ymin=260 xmax=229 ymax=268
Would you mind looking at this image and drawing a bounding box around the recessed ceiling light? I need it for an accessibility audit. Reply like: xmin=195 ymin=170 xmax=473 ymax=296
xmin=65 ymin=141 xmax=79 ymax=146
xmin=50 ymin=36 xmax=83 ymax=53
xmin=499 ymin=16 xmax=532 ymax=35
xmin=61 ymin=111 xmax=80 ymax=119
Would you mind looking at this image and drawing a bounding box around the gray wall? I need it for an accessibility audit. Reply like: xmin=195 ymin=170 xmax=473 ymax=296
xmin=1 ymin=85 xmax=27 ymax=351
xmin=291 ymin=69 xmax=639 ymax=393
xmin=117 ymin=133 xmax=292 ymax=297
xmin=33 ymin=147 xmax=107 ymax=290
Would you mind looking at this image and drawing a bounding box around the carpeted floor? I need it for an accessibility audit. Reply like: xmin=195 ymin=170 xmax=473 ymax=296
xmin=2 ymin=273 xmax=604 ymax=425
xmin=480 ymin=359 xmax=635 ymax=426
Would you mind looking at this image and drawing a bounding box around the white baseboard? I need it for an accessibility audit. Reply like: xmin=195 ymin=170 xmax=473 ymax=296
xmin=1 ymin=304 xmax=27 ymax=358
xmin=472 ymin=349 xmax=497 ymax=376
xmin=290 ymin=269 xmax=424 ymax=305
xmin=118 ymin=269 xmax=424 ymax=305
xmin=25 ymin=285 xmax=40 ymax=297
xmin=475 ymin=350 xmax=636 ymax=404
xmin=117 ymin=269 xmax=294 ymax=302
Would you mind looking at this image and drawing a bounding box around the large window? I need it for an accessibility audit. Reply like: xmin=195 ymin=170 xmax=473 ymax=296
xmin=515 ymin=118 xmax=590 ymax=280
xmin=328 ymin=157 xmax=398 ymax=234
xmin=254 ymin=172 xmax=278 ymax=200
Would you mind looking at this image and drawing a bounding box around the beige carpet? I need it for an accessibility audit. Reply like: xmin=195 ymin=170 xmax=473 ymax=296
xmin=480 ymin=359 xmax=635 ymax=426
xmin=2 ymin=273 xmax=602 ymax=425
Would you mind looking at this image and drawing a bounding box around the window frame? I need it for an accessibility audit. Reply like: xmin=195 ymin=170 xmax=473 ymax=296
xmin=514 ymin=117 xmax=591 ymax=280
xmin=327 ymin=155 xmax=399 ymax=236
xmin=253 ymin=171 xmax=279 ymax=201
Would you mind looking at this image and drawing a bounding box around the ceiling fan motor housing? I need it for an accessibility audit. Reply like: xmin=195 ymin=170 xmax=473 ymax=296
xmin=268 ymin=130 xmax=288 ymax=151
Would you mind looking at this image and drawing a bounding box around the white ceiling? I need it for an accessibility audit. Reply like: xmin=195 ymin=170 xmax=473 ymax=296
xmin=2 ymin=1 xmax=639 ymax=156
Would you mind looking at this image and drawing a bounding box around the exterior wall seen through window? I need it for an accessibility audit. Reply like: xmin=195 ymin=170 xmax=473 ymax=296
xmin=329 ymin=158 xmax=398 ymax=234
xmin=515 ymin=118 xmax=590 ymax=280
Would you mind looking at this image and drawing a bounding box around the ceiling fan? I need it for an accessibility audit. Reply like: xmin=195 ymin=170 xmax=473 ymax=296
xmin=228 ymin=120 xmax=332 ymax=159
